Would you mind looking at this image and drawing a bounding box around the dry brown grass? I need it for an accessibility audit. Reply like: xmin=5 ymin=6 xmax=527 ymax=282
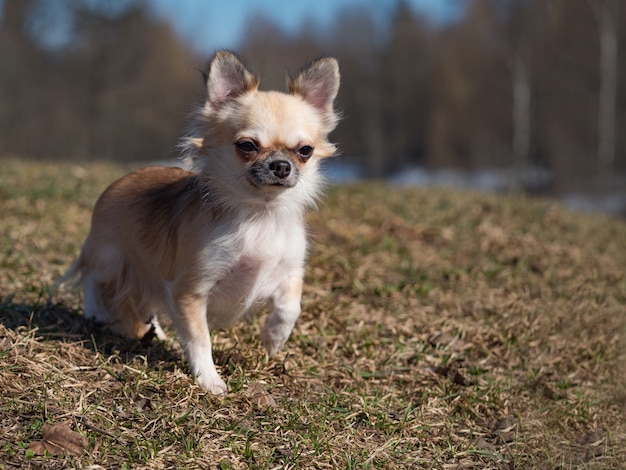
xmin=1 ymin=159 xmax=625 ymax=469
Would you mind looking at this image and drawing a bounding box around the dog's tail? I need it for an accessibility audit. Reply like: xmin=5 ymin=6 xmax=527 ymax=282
xmin=56 ymin=250 xmax=85 ymax=290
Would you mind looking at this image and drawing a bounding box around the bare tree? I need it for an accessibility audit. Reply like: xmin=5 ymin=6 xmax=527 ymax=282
xmin=428 ymin=0 xmax=512 ymax=171
xmin=0 ymin=0 xmax=198 ymax=161
xmin=491 ymin=0 xmax=542 ymax=189
xmin=2 ymin=0 xmax=625 ymax=194
xmin=589 ymin=0 xmax=618 ymax=173
xmin=327 ymin=7 xmax=386 ymax=175
xmin=510 ymin=48 xmax=531 ymax=183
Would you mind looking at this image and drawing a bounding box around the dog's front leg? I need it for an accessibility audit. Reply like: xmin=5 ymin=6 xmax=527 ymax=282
xmin=261 ymin=274 xmax=303 ymax=356
xmin=173 ymin=293 xmax=227 ymax=394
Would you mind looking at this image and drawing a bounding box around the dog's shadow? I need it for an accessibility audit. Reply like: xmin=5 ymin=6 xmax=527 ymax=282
xmin=1 ymin=295 xmax=246 ymax=375
xmin=0 ymin=296 xmax=183 ymax=371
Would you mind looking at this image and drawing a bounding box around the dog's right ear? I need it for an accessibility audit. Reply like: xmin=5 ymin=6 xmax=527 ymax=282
xmin=205 ymin=51 xmax=259 ymax=110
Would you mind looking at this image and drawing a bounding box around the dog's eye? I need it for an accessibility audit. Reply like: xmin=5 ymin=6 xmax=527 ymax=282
xmin=297 ymin=145 xmax=314 ymax=159
xmin=235 ymin=140 xmax=258 ymax=154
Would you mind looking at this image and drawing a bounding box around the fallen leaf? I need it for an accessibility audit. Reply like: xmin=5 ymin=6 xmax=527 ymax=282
xmin=529 ymin=376 xmax=560 ymax=400
xmin=492 ymin=416 xmax=521 ymax=443
xmin=246 ymin=382 xmax=278 ymax=409
xmin=428 ymin=332 xmax=467 ymax=351
xmin=474 ymin=437 xmax=498 ymax=452
xmin=581 ymin=430 xmax=608 ymax=446
xmin=493 ymin=416 xmax=520 ymax=434
xmin=132 ymin=393 xmax=152 ymax=412
xmin=540 ymin=382 xmax=557 ymax=400
xmin=28 ymin=423 xmax=88 ymax=456
xmin=429 ymin=332 xmax=455 ymax=347
xmin=581 ymin=430 xmax=609 ymax=458
xmin=28 ymin=441 xmax=48 ymax=456
xmin=433 ymin=364 xmax=470 ymax=386
xmin=452 ymin=370 xmax=469 ymax=386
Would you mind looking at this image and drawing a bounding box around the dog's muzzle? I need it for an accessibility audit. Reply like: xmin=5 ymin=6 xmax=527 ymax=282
xmin=248 ymin=154 xmax=298 ymax=188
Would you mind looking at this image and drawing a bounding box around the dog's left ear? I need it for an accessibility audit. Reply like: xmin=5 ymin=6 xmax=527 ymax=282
xmin=289 ymin=57 xmax=340 ymax=130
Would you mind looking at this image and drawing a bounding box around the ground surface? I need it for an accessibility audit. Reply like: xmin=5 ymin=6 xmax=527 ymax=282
xmin=1 ymin=160 xmax=625 ymax=469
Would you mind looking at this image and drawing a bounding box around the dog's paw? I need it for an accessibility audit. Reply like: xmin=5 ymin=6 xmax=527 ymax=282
xmin=150 ymin=317 xmax=168 ymax=341
xmin=197 ymin=372 xmax=228 ymax=394
xmin=260 ymin=327 xmax=287 ymax=357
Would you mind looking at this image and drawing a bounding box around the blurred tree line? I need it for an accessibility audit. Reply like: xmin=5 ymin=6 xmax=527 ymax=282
xmin=1 ymin=0 xmax=625 ymax=193
xmin=0 ymin=0 xmax=198 ymax=163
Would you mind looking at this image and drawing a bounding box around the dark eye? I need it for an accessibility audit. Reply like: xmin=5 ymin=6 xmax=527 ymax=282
xmin=235 ymin=140 xmax=258 ymax=154
xmin=297 ymin=145 xmax=314 ymax=159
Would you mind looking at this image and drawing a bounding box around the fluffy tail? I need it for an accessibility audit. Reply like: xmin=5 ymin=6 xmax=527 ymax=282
xmin=56 ymin=251 xmax=84 ymax=290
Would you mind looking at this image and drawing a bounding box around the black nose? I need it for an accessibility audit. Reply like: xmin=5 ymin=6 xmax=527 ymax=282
xmin=269 ymin=160 xmax=291 ymax=179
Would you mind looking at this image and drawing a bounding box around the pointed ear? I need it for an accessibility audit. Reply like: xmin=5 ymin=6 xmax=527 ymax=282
xmin=205 ymin=50 xmax=259 ymax=109
xmin=289 ymin=57 xmax=340 ymax=129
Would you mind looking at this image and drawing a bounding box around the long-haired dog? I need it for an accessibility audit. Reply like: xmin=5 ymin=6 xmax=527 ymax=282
xmin=65 ymin=51 xmax=340 ymax=393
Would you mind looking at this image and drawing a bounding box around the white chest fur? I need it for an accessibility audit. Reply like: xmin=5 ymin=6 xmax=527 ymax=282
xmin=203 ymin=208 xmax=307 ymax=329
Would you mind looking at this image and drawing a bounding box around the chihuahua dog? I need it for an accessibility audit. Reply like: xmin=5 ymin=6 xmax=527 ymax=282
xmin=65 ymin=51 xmax=340 ymax=393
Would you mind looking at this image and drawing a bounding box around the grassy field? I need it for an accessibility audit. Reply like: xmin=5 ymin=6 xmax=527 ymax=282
xmin=1 ymin=159 xmax=625 ymax=469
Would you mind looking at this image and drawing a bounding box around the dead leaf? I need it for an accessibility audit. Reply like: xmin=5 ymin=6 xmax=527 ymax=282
xmin=429 ymin=332 xmax=455 ymax=347
xmin=493 ymin=416 xmax=520 ymax=434
xmin=581 ymin=430 xmax=608 ymax=446
xmin=474 ymin=437 xmax=498 ymax=452
xmin=452 ymin=370 xmax=469 ymax=386
xmin=429 ymin=332 xmax=466 ymax=351
xmin=246 ymin=382 xmax=278 ymax=409
xmin=529 ymin=376 xmax=560 ymax=400
xmin=28 ymin=441 xmax=48 ymax=456
xmin=28 ymin=423 xmax=88 ymax=456
xmin=132 ymin=393 xmax=152 ymax=412
xmin=581 ymin=430 xmax=609 ymax=458
xmin=540 ymin=382 xmax=557 ymax=400
xmin=492 ymin=416 xmax=521 ymax=443
xmin=433 ymin=364 xmax=470 ymax=386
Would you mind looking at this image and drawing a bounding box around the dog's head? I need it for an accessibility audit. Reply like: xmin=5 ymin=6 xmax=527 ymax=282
xmin=182 ymin=51 xmax=340 ymax=207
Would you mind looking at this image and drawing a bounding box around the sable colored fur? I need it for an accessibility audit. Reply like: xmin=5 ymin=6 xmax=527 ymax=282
xmin=65 ymin=51 xmax=340 ymax=393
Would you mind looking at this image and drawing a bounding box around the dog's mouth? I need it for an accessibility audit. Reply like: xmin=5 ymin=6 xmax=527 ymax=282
xmin=247 ymin=177 xmax=296 ymax=189
xmin=270 ymin=180 xmax=295 ymax=187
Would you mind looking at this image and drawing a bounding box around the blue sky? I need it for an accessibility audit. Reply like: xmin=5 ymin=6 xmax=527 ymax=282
xmin=146 ymin=0 xmax=462 ymax=52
